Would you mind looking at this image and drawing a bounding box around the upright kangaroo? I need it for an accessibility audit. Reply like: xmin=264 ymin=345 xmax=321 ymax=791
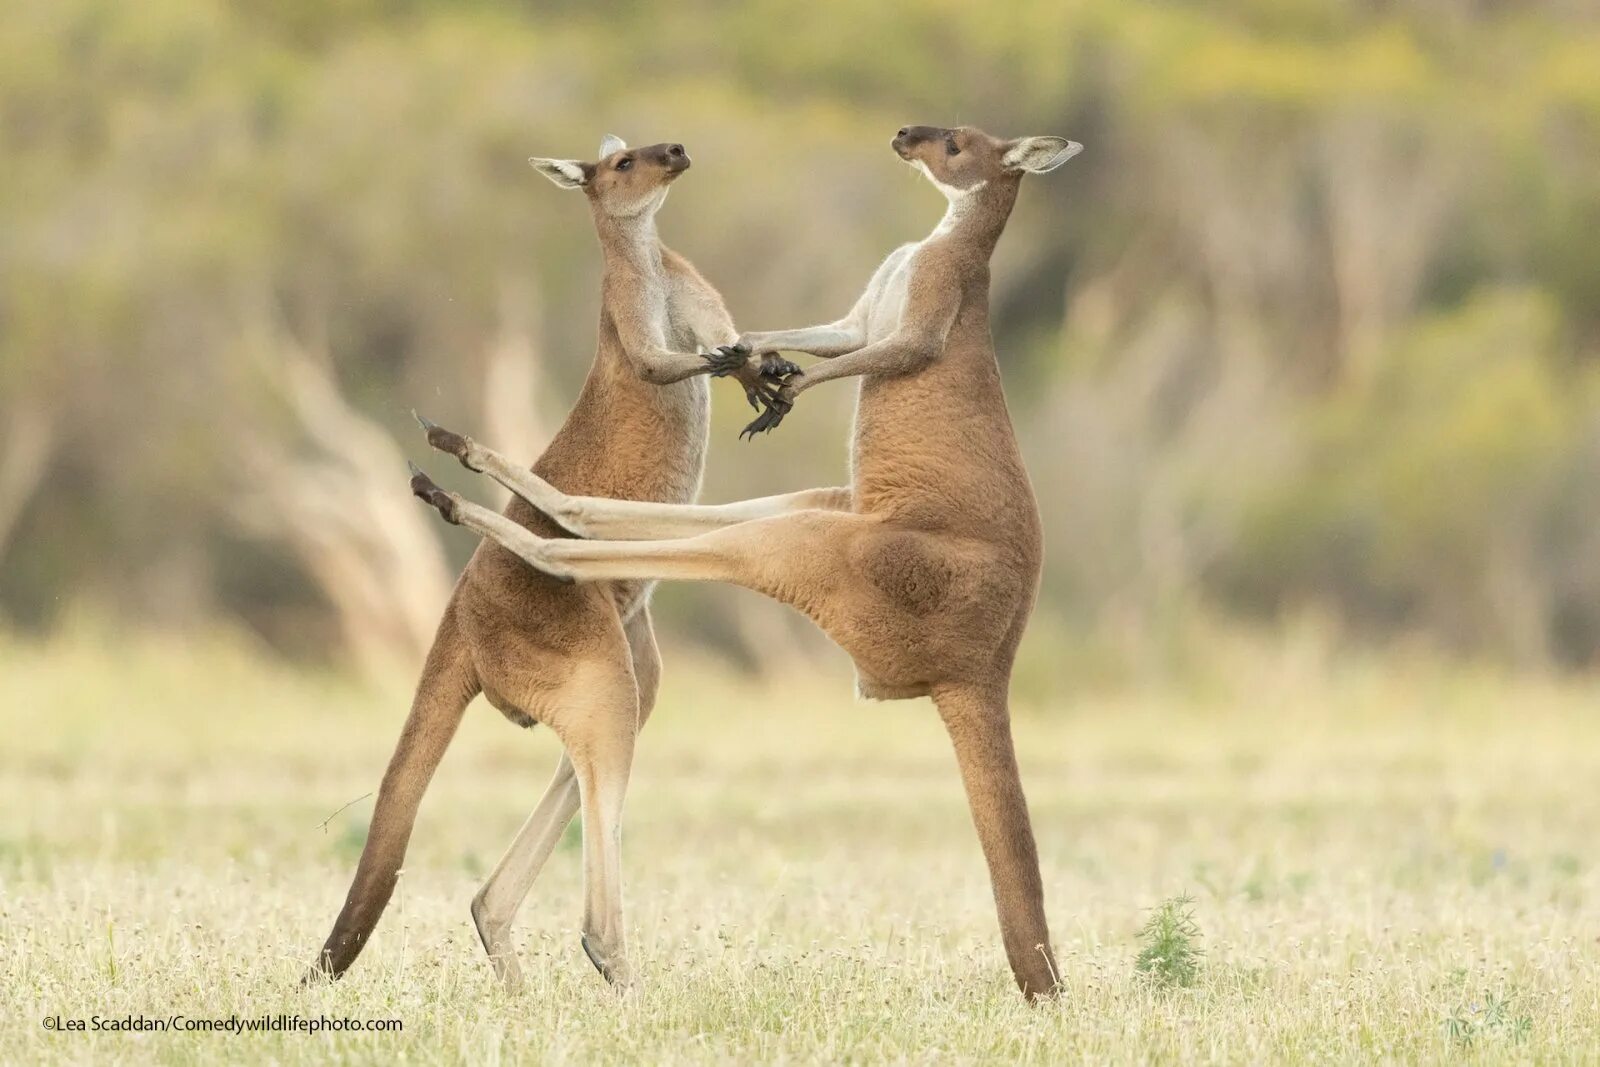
xmin=409 ymin=125 xmax=1082 ymax=998
xmin=309 ymin=135 xmax=791 ymax=989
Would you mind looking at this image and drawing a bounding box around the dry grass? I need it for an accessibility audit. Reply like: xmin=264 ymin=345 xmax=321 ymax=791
xmin=2 ymin=624 xmax=1599 ymax=1064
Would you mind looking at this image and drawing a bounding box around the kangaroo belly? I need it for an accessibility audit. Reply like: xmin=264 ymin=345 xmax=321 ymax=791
xmin=538 ymin=368 xmax=710 ymax=506
xmin=852 ymin=363 xmax=1034 ymax=534
xmin=466 ymin=358 xmax=709 ymax=658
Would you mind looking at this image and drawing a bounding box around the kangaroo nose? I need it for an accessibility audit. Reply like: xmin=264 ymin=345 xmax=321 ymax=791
xmin=897 ymin=128 xmax=910 ymax=138
xmin=667 ymin=143 xmax=685 ymax=157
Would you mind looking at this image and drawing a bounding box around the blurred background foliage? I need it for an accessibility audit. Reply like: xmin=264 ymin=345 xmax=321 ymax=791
xmin=1 ymin=0 xmax=1597 ymax=690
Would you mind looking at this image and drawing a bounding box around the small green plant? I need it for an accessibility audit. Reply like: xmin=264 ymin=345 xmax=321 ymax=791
xmin=1445 ymin=990 xmax=1533 ymax=1047
xmin=1135 ymin=894 xmax=1204 ymax=990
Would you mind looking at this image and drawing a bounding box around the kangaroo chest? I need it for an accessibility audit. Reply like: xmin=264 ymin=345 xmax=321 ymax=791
xmin=863 ymin=244 xmax=921 ymax=344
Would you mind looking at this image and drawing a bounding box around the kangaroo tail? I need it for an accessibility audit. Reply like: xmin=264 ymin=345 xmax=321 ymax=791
xmin=309 ymin=603 xmax=479 ymax=980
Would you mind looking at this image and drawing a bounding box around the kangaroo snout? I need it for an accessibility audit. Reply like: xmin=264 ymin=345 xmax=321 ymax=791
xmin=892 ymin=125 xmax=940 ymax=157
xmin=659 ymin=142 xmax=691 ymax=175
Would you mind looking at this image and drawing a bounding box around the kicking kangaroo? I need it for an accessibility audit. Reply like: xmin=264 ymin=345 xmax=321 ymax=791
xmin=409 ymin=125 xmax=1082 ymax=998
xmin=308 ymin=135 xmax=793 ymax=988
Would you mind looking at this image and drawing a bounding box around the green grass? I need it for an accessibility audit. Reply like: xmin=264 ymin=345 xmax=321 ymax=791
xmin=2 ymin=625 xmax=1600 ymax=1063
xmin=1135 ymin=895 xmax=1203 ymax=991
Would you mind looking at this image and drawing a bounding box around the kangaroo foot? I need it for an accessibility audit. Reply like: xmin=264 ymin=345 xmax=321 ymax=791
xmin=472 ymin=907 xmax=527 ymax=994
xmin=580 ymin=933 xmax=633 ymax=988
xmin=413 ymin=411 xmax=482 ymax=471
xmin=408 ymin=462 xmax=460 ymax=524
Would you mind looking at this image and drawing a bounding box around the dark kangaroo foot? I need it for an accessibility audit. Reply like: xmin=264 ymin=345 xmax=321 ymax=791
xmin=299 ymin=956 xmax=338 ymax=988
xmin=408 ymin=462 xmax=460 ymax=524
xmin=413 ymin=411 xmax=479 ymax=471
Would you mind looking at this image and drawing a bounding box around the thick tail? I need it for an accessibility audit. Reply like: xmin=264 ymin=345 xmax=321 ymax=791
xmin=932 ymin=682 xmax=1059 ymax=1000
xmin=308 ymin=604 xmax=479 ymax=980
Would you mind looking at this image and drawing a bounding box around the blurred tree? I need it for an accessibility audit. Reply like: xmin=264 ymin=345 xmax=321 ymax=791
xmin=0 ymin=0 xmax=1596 ymax=679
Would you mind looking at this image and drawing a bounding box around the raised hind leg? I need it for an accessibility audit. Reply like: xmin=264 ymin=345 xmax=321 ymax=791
xmin=409 ymin=465 xmax=867 ymax=593
xmin=416 ymin=415 xmax=850 ymax=539
xmin=469 ymin=609 xmax=662 ymax=991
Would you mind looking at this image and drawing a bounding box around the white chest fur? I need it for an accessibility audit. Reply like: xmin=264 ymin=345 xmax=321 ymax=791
xmin=859 ymin=244 xmax=916 ymax=344
xmin=860 ymin=171 xmax=984 ymax=345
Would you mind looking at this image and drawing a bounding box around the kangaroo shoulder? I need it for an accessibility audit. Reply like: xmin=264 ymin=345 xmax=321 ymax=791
xmin=662 ymin=246 xmax=731 ymax=326
xmin=884 ymin=242 xmax=919 ymax=271
xmin=661 ymin=247 xmax=709 ymax=290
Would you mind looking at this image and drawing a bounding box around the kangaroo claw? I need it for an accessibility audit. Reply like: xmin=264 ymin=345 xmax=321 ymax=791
xmin=759 ymin=353 xmax=802 ymax=381
xmin=740 ymin=399 xmax=791 ymax=439
xmin=701 ymin=344 xmax=749 ymax=378
xmin=414 ymin=413 xmax=477 ymax=470
xmin=408 ymin=462 xmax=460 ymax=524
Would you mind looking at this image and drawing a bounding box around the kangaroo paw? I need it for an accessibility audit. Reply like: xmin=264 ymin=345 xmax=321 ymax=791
xmin=758 ymin=353 xmax=802 ymax=380
xmin=701 ymin=344 xmax=750 ymax=378
xmin=740 ymin=393 xmax=793 ymax=439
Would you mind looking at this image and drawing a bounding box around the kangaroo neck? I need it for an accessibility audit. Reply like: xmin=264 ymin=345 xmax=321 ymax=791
xmin=928 ymin=175 xmax=1019 ymax=261
xmin=594 ymin=209 xmax=665 ymax=278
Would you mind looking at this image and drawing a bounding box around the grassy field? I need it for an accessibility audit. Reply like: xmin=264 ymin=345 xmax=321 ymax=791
xmin=2 ymin=625 xmax=1599 ymax=1064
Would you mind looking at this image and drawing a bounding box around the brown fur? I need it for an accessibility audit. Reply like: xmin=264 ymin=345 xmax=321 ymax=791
xmin=309 ymin=136 xmax=766 ymax=988
xmin=411 ymin=125 xmax=1081 ymax=998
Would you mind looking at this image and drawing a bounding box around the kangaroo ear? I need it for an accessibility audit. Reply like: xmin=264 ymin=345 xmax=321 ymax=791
xmin=1002 ymin=136 xmax=1083 ymax=174
xmin=597 ymin=133 xmax=627 ymax=158
xmin=528 ymin=157 xmax=591 ymax=189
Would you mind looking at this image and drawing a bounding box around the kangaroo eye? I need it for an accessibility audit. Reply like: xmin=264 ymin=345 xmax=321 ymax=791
xmin=946 ymin=139 xmax=960 ymax=156
xmin=616 ymin=157 xmax=632 ymax=171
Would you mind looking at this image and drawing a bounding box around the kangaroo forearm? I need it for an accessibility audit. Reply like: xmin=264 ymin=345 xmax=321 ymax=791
xmin=631 ymin=348 xmax=711 ymax=384
xmin=743 ymin=325 xmax=864 ymax=358
xmin=791 ymin=337 xmax=938 ymax=394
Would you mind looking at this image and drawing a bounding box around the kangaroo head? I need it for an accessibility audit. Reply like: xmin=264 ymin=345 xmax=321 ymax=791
xmin=891 ymin=125 xmax=1082 ymax=197
xmin=529 ymin=135 xmax=691 ymax=218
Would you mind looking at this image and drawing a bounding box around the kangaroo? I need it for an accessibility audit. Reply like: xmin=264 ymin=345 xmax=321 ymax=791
xmin=308 ymin=134 xmax=793 ymax=989
xmin=407 ymin=125 xmax=1083 ymax=998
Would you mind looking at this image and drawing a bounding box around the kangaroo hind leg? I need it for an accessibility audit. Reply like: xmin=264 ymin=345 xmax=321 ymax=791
xmin=932 ymin=682 xmax=1059 ymax=999
xmin=469 ymin=609 xmax=661 ymax=992
xmin=309 ymin=604 xmax=480 ymax=980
